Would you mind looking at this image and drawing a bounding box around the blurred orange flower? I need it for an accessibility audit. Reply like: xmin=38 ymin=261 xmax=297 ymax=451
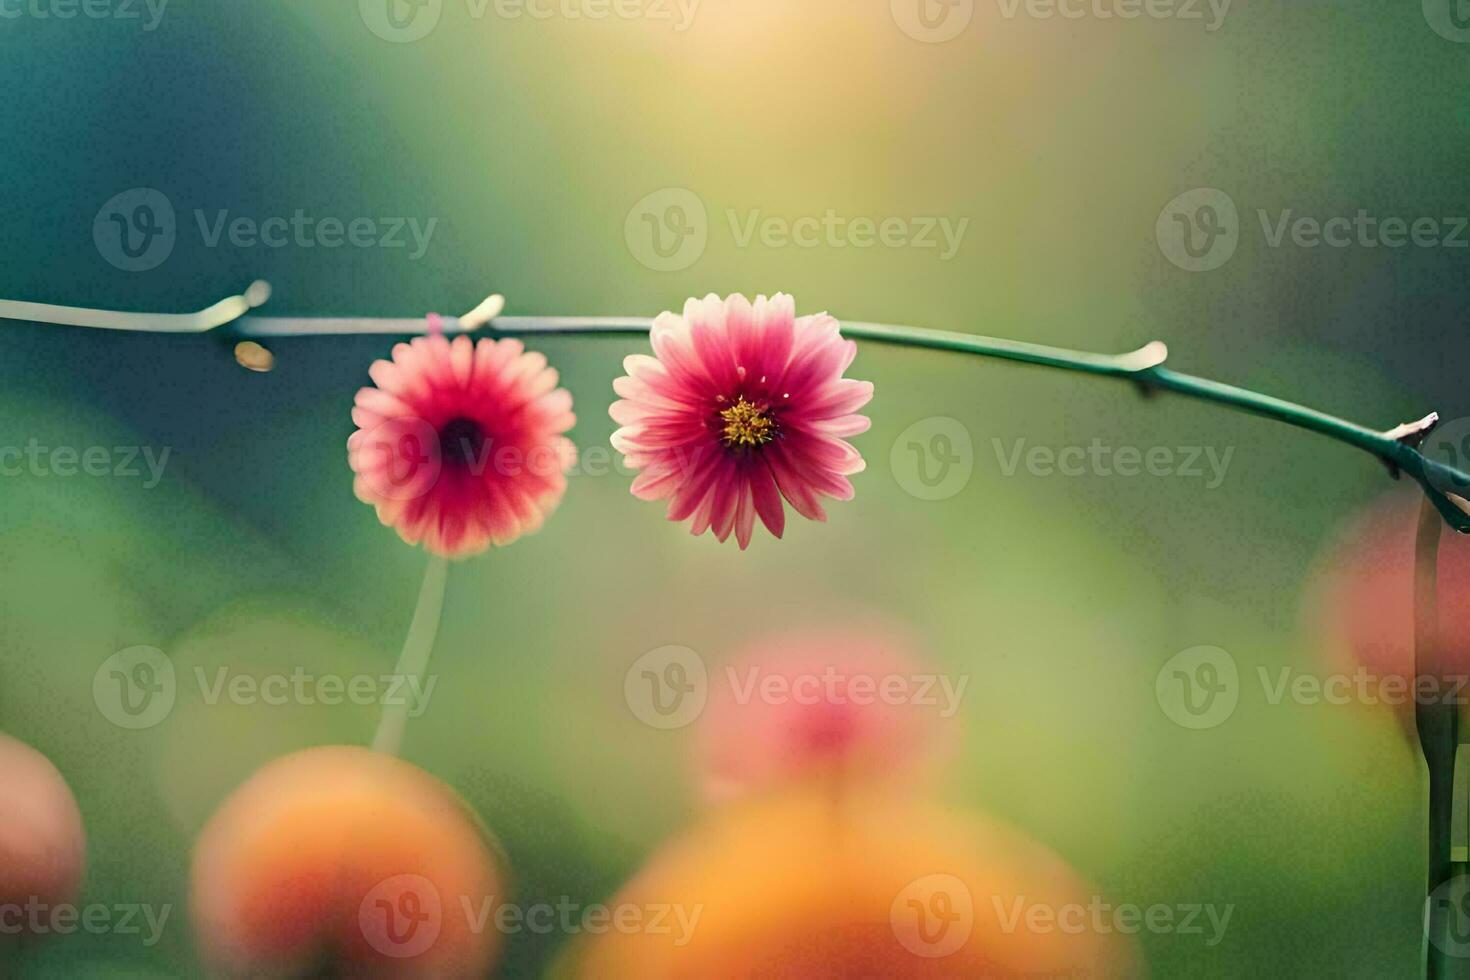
xmin=191 ymin=746 xmax=506 ymax=978
xmin=569 ymin=788 xmax=1137 ymax=979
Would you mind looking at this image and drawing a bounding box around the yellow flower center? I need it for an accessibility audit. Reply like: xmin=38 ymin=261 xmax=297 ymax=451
xmin=720 ymin=397 xmax=777 ymax=449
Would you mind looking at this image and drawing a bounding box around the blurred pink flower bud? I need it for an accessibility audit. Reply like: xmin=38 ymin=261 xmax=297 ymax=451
xmin=1303 ymin=490 xmax=1470 ymax=717
xmin=695 ymin=625 xmax=951 ymax=802
xmin=0 ymin=734 xmax=86 ymax=943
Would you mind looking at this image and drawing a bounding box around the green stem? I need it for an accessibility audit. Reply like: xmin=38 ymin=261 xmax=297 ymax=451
xmin=832 ymin=322 xmax=1470 ymax=531
xmin=370 ymin=553 xmax=450 ymax=757
xmin=1416 ymin=497 xmax=1463 ymax=978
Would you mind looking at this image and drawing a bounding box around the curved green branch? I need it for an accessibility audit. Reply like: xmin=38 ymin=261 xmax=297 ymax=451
xmin=239 ymin=312 xmax=1467 ymax=532
xmin=4 ymin=284 xmax=1465 ymax=531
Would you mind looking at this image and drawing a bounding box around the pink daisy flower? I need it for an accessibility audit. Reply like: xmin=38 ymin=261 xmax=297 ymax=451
xmin=348 ymin=333 xmax=576 ymax=558
xmin=609 ymin=294 xmax=873 ymax=548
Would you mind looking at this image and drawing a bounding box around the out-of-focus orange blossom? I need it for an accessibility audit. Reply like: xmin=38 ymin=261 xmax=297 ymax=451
xmin=569 ymin=788 xmax=1137 ymax=979
xmin=190 ymin=746 xmax=506 ymax=978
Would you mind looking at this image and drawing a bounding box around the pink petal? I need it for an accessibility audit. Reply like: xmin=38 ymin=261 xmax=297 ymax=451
xmin=750 ymin=464 xmax=786 ymax=538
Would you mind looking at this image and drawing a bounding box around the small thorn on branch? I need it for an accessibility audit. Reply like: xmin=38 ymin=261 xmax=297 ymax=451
xmin=1386 ymin=412 xmax=1440 ymax=447
xmin=460 ymin=293 xmax=506 ymax=333
xmin=1125 ymin=340 xmax=1169 ymax=398
xmin=1382 ymin=412 xmax=1440 ymax=479
xmin=1121 ymin=340 xmax=1170 ymax=372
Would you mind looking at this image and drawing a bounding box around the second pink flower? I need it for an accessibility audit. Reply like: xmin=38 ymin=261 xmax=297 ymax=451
xmin=609 ymin=294 xmax=874 ymax=549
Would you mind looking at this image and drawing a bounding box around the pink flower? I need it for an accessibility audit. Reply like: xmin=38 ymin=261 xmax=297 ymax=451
xmin=695 ymin=625 xmax=945 ymax=802
xmin=348 ymin=333 xmax=576 ymax=558
xmin=609 ymin=294 xmax=873 ymax=548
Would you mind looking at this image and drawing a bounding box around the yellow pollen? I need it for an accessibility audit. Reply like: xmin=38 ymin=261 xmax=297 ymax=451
xmin=720 ymin=397 xmax=777 ymax=448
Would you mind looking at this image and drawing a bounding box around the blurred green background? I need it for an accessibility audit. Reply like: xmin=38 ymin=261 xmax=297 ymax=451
xmin=3 ymin=1 xmax=1470 ymax=975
